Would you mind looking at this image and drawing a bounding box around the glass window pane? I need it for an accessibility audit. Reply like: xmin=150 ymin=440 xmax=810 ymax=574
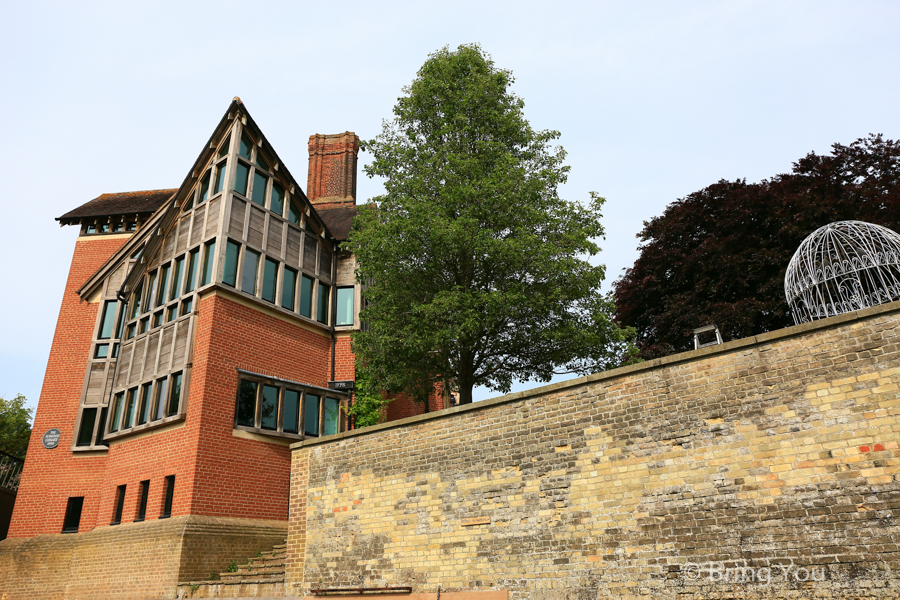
xmin=138 ymin=383 xmax=152 ymax=425
xmin=336 ymin=287 xmax=354 ymax=326
xmin=126 ymin=323 xmax=136 ymax=340
xmin=261 ymin=385 xmax=278 ymax=430
xmin=299 ymin=275 xmax=313 ymax=318
xmin=112 ymin=343 xmax=119 ymax=358
xmin=180 ymin=298 xmax=193 ymax=316
xmin=199 ymin=171 xmax=210 ymax=204
xmin=123 ymin=388 xmax=137 ymax=429
xmin=110 ymin=392 xmax=124 ymax=433
xmin=242 ymin=248 xmax=260 ymax=294
xmin=239 ymin=134 xmax=252 ymax=159
xmin=201 ymin=240 xmax=216 ymax=286
xmin=324 ymin=398 xmax=340 ymax=436
xmin=171 ymin=256 xmax=184 ymax=300
xmin=94 ymin=344 xmax=109 ymax=359
xmin=256 ymin=152 xmax=269 ymax=172
xmin=166 ymin=305 xmax=177 ymax=322
xmin=223 ymin=240 xmax=240 ymax=287
xmin=218 ymin=134 xmax=231 ymax=159
xmin=317 ymin=283 xmax=329 ymax=324
xmin=129 ymin=282 xmax=143 ymax=319
xmin=157 ymin=264 xmax=171 ymax=307
xmin=271 ymin=183 xmax=285 ymax=216
xmin=139 ymin=317 xmax=149 ymax=334
xmin=145 ymin=271 xmax=158 ymax=312
xmin=251 ymin=171 xmax=267 ymax=206
xmin=167 ymin=372 xmax=182 ymax=417
xmin=214 ymin=161 xmax=227 ymax=195
xmin=282 ymin=267 xmax=297 ymax=310
xmin=236 ymin=380 xmax=257 ymax=427
xmin=76 ymin=408 xmax=97 ymax=447
xmin=262 ymin=258 xmax=278 ymax=303
xmin=183 ymin=191 xmax=194 ymax=212
xmin=95 ymin=407 xmax=108 ymax=446
xmin=115 ymin=302 xmax=125 ymax=339
xmin=99 ymin=300 xmax=117 ymax=339
xmin=154 ymin=378 xmax=168 ymax=421
xmin=185 ymin=248 xmax=199 ymax=293
xmin=152 ymin=311 xmax=162 ymax=329
xmin=304 ymin=394 xmax=319 ymax=436
xmin=234 ymin=161 xmax=250 ymax=196
xmin=288 ymin=199 xmax=302 ymax=225
xmin=283 ymin=390 xmax=300 ymax=434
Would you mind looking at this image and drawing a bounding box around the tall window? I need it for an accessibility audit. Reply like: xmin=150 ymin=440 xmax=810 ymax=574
xmin=135 ymin=480 xmax=150 ymax=522
xmin=262 ymin=258 xmax=278 ymax=303
xmin=317 ymin=283 xmax=329 ymax=324
xmin=242 ymin=248 xmax=260 ymax=294
xmin=62 ymin=497 xmax=84 ymax=533
xmin=223 ymin=240 xmax=240 ymax=287
xmin=299 ymin=275 xmax=314 ymax=318
xmin=234 ymin=375 xmax=346 ymax=439
xmin=98 ymin=301 xmax=117 ymax=339
xmin=162 ymin=475 xmax=175 ymax=519
xmin=111 ymin=485 xmax=126 ymax=525
xmin=76 ymin=408 xmax=97 ymax=447
xmin=184 ymin=248 xmax=199 ymax=294
xmin=282 ymin=267 xmax=297 ymax=310
xmin=336 ymin=287 xmax=354 ymax=326
xmin=201 ymin=240 xmax=216 ymax=286
xmin=167 ymin=372 xmax=183 ymax=417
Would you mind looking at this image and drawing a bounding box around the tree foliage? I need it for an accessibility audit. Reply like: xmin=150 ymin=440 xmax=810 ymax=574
xmin=349 ymin=44 xmax=637 ymax=405
xmin=613 ymin=134 xmax=900 ymax=359
xmin=0 ymin=394 xmax=33 ymax=458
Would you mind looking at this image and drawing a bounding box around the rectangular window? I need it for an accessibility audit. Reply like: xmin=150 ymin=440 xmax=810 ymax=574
xmin=198 ymin=171 xmax=210 ymax=204
xmin=123 ymin=388 xmax=137 ymax=429
xmin=222 ymin=240 xmax=240 ymax=287
xmin=152 ymin=311 xmax=162 ymax=329
xmin=304 ymin=394 xmax=319 ymax=436
xmin=236 ymin=379 xmax=257 ymax=427
xmin=261 ymin=385 xmax=278 ymax=430
xmin=201 ymin=240 xmax=216 ymax=286
xmin=95 ymin=407 xmax=108 ymax=446
xmin=153 ymin=377 xmax=168 ymax=421
xmin=110 ymin=392 xmax=124 ymax=433
xmin=239 ymin=133 xmax=252 ymax=159
xmin=170 ymin=256 xmax=184 ymax=300
xmin=138 ymin=382 xmax=152 ymax=425
xmin=214 ymin=161 xmax=227 ymax=194
xmin=183 ymin=190 xmax=194 ymax=212
xmin=76 ymin=407 xmax=97 ymax=447
xmin=283 ymin=390 xmax=300 ymax=434
xmin=94 ymin=344 xmax=109 ymax=359
xmin=336 ymin=287 xmax=354 ymax=326
xmin=62 ymin=497 xmax=84 ymax=533
xmin=86 ymin=224 xmax=96 ymax=234
xmin=167 ymin=372 xmax=182 ymax=417
xmin=139 ymin=317 xmax=149 ymax=334
xmin=184 ymin=248 xmax=199 ymax=294
xmin=112 ymin=343 xmax=120 ymax=358
xmin=112 ymin=484 xmax=126 ymax=525
xmin=161 ymin=475 xmax=175 ymax=519
xmin=114 ymin=222 xmax=124 ymax=232
xmin=317 ymin=282 xmax=329 ymax=324
xmin=282 ymin=267 xmax=297 ymax=310
xmin=242 ymin=248 xmax=260 ymax=294
xmin=98 ymin=300 xmax=117 ymax=339
xmin=135 ymin=480 xmax=150 ymax=522
xmin=251 ymin=171 xmax=267 ymax=206
xmin=271 ymin=183 xmax=285 ymax=216
xmin=129 ymin=282 xmax=143 ymax=319
xmin=288 ymin=199 xmax=302 ymax=225
xmin=180 ymin=298 xmax=193 ymax=316
xmin=324 ymin=397 xmax=340 ymax=436
xmin=157 ymin=263 xmax=171 ymax=307
xmin=256 ymin=152 xmax=270 ymax=172
xmin=234 ymin=161 xmax=250 ymax=196
xmin=299 ymin=275 xmax=313 ymax=318
xmin=145 ymin=270 xmax=158 ymax=312
xmin=262 ymin=258 xmax=278 ymax=303
xmin=166 ymin=305 xmax=177 ymax=322
xmin=126 ymin=323 xmax=136 ymax=339
xmin=218 ymin=134 xmax=231 ymax=159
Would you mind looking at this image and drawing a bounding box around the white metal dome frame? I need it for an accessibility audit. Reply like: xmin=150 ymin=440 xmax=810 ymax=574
xmin=785 ymin=220 xmax=900 ymax=324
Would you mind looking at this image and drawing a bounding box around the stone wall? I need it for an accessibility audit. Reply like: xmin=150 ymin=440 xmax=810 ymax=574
xmin=0 ymin=515 xmax=286 ymax=599
xmin=288 ymin=303 xmax=900 ymax=599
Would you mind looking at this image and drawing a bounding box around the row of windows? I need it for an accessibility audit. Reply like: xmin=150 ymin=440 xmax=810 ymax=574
xmin=108 ymin=372 xmax=184 ymax=435
xmin=221 ymin=238 xmax=354 ymax=325
xmin=84 ymin=221 xmax=138 ymax=235
xmin=235 ymin=377 xmax=344 ymax=437
xmin=62 ymin=475 xmax=175 ymax=533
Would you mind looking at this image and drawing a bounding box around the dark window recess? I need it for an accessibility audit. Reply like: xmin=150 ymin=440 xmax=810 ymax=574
xmin=162 ymin=475 xmax=175 ymax=518
xmin=95 ymin=407 xmax=108 ymax=447
xmin=135 ymin=480 xmax=150 ymax=522
xmin=167 ymin=372 xmax=182 ymax=417
xmin=111 ymin=485 xmax=126 ymax=525
xmin=261 ymin=384 xmax=278 ymax=430
xmin=262 ymin=258 xmax=278 ymax=303
xmin=223 ymin=240 xmax=240 ymax=287
xmin=62 ymin=497 xmax=84 ymax=533
xmin=305 ymin=394 xmax=320 ymax=436
xmin=76 ymin=408 xmax=97 ymax=447
xmin=236 ymin=380 xmax=258 ymax=427
xmin=283 ymin=389 xmax=300 ymax=434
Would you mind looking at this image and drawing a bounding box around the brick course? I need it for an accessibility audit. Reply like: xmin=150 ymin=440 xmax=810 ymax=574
xmin=288 ymin=302 xmax=900 ymax=599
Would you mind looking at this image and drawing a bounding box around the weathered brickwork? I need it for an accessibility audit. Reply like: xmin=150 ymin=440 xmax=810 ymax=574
xmin=0 ymin=515 xmax=285 ymax=599
xmin=288 ymin=304 xmax=900 ymax=599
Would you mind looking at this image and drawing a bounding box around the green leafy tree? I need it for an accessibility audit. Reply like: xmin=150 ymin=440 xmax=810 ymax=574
xmin=613 ymin=134 xmax=900 ymax=359
xmin=349 ymin=44 xmax=637 ymax=406
xmin=0 ymin=394 xmax=33 ymax=457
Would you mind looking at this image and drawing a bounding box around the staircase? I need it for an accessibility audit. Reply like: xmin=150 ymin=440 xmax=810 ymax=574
xmin=175 ymin=540 xmax=287 ymax=598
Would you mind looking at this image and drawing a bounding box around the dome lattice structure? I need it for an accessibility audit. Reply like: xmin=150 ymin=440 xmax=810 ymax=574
xmin=785 ymin=220 xmax=900 ymax=324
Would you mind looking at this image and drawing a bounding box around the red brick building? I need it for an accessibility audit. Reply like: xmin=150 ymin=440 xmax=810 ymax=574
xmin=9 ymin=99 xmax=443 ymax=540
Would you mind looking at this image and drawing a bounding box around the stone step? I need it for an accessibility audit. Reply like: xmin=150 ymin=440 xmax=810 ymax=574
xmin=220 ymin=566 xmax=285 ymax=580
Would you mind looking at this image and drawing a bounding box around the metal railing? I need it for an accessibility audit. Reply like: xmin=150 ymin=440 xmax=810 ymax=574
xmin=0 ymin=451 xmax=24 ymax=492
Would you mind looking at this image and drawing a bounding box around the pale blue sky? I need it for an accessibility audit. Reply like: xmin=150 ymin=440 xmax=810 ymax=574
xmin=2 ymin=1 xmax=899 ymax=412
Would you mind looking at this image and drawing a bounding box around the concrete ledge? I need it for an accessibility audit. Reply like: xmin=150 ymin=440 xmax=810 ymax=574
xmin=292 ymin=299 xmax=900 ymax=450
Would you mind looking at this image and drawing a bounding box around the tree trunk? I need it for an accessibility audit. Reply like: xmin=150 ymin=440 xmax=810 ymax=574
xmin=458 ymin=354 xmax=474 ymax=405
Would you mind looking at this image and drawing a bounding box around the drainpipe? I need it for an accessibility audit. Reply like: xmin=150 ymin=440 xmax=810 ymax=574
xmin=330 ymin=240 xmax=338 ymax=384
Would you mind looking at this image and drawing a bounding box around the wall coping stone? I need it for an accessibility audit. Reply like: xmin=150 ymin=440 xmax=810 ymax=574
xmin=291 ymin=299 xmax=900 ymax=451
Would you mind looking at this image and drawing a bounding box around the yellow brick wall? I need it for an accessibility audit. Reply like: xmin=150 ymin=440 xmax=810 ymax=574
xmin=288 ymin=303 xmax=900 ymax=599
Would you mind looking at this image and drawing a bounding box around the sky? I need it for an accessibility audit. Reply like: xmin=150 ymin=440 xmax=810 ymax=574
xmin=1 ymin=1 xmax=899 ymax=413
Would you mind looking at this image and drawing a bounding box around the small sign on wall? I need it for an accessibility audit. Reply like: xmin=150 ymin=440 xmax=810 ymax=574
xmin=328 ymin=381 xmax=355 ymax=391
xmin=42 ymin=428 xmax=61 ymax=449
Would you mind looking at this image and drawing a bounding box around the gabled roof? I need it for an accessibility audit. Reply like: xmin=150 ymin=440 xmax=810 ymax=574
xmin=57 ymin=189 xmax=177 ymax=225
xmin=318 ymin=205 xmax=358 ymax=241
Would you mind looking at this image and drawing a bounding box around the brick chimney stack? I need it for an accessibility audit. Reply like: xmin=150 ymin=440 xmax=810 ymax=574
xmin=307 ymin=132 xmax=359 ymax=208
